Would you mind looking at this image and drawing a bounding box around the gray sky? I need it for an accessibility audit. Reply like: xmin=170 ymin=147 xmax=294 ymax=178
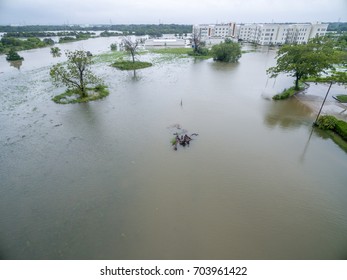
xmin=0 ymin=0 xmax=346 ymax=25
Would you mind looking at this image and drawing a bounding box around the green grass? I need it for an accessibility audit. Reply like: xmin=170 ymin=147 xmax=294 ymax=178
xmin=52 ymin=85 xmax=109 ymax=104
xmin=111 ymin=60 xmax=153 ymax=70
xmin=315 ymin=115 xmax=347 ymax=152
xmin=335 ymin=95 xmax=347 ymax=103
xmin=150 ymin=47 xmax=192 ymax=55
xmin=149 ymin=47 xmax=212 ymax=59
xmin=92 ymin=51 xmax=126 ymax=64
xmin=324 ymin=130 xmax=347 ymax=154
xmin=273 ymin=83 xmax=305 ymax=100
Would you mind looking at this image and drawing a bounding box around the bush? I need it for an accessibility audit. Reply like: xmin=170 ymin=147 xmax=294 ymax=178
xmin=316 ymin=115 xmax=338 ymax=130
xmin=6 ymin=49 xmax=23 ymax=61
xmin=211 ymin=41 xmax=241 ymax=62
xmin=194 ymin=47 xmax=209 ymax=56
xmin=335 ymin=120 xmax=347 ymax=141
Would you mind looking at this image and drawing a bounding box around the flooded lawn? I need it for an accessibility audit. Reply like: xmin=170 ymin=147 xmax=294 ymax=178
xmin=0 ymin=38 xmax=347 ymax=259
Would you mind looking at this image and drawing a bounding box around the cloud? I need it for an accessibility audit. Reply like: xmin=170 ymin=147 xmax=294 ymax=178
xmin=0 ymin=0 xmax=346 ymax=25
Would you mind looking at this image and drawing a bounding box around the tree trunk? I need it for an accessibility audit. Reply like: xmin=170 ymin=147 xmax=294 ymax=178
xmin=79 ymin=69 xmax=87 ymax=97
xmin=295 ymin=73 xmax=300 ymax=90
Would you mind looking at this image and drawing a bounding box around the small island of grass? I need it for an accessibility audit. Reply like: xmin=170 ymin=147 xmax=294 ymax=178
xmin=52 ymin=85 xmax=109 ymax=104
xmin=111 ymin=60 xmax=153 ymax=70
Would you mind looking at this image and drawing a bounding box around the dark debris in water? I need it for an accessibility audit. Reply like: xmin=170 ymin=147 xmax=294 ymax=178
xmin=168 ymin=124 xmax=198 ymax=151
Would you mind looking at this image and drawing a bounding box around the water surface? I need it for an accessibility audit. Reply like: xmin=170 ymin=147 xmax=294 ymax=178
xmin=0 ymin=38 xmax=346 ymax=259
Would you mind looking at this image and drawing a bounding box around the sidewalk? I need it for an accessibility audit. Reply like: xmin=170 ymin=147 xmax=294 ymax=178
xmin=294 ymin=83 xmax=347 ymax=122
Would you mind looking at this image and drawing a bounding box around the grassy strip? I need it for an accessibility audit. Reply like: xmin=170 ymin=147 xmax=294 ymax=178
xmin=111 ymin=60 xmax=153 ymax=70
xmin=149 ymin=47 xmax=212 ymax=59
xmin=316 ymin=115 xmax=347 ymax=139
xmin=273 ymin=83 xmax=305 ymax=100
xmin=52 ymin=85 xmax=109 ymax=104
xmin=150 ymin=48 xmax=192 ymax=55
xmin=92 ymin=51 xmax=126 ymax=64
xmin=322 ymin=130 xmax=347 ymax=153
xmin=315 ymin=115 xmax=347 ymax=153
xmin=335 ymin=95 xmax=347 ymax=103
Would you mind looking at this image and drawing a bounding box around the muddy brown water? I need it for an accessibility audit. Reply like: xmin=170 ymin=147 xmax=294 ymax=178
xmin=0 ymin=38 xmax=346 ymax=259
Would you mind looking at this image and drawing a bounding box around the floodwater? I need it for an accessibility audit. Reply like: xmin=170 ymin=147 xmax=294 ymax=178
xmin=0 ymin=38 xmax=347 ymax=260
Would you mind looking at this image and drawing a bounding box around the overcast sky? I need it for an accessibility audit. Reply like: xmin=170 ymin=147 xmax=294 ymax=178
xmin=0 ymin=0 xmax=346 ymax=25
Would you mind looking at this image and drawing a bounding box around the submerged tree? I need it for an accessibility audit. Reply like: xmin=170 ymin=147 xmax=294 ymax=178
xmin=191 ymin=27 xmax=202 ymax=53
xmin=6 ymin=48 xmax=24 ymax=61
xmin=211 ymin=39 xmax=242 ymax=62
xmin=50 ymin=50 xmax=101 ymax=98
xmin=267 ymin=37 xmax=338 ymax=90
xmin=50 ymin=46 xmax=61 ymax=57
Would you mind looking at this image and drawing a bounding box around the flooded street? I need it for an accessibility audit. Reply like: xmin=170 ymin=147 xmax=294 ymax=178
xmin=0 ymin=37 xmax=347 ymax=259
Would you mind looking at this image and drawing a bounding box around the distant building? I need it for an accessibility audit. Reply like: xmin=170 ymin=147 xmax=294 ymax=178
xmin=193 ymin=22 xmax=237 ymax=39
xmin=237 ymin=22 xmax=329 ymax=45
xmin=144 ymin=38 xmax=186 ymax=47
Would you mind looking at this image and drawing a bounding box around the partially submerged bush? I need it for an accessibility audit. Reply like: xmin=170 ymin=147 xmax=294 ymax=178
xmin=316 ymin=115 xmax=338 ymax=130
xmin=335 ymin=120 xmax=347 ymax=141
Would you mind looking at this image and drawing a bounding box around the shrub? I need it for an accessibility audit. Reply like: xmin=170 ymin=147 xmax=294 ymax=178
xmin=6 ymin=48 xmax=23 ymax=61
xmin=211 ymin=41 xmax=241 ymax=62
xmin=335 ymin=120 xmax=347 ymax=141
xmin=316 ymin=115 xmax=338 ymax=130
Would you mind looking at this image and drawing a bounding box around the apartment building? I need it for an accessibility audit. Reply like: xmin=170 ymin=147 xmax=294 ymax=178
xmin=193 ymin=22 xmax=237 ymax=39
xmin=237 ymin=22 xmax=328 ymax=45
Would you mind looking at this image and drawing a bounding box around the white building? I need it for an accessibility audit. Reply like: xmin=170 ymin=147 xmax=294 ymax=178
xmin=144 ymin=38 xmax=186 ymax=47
xmin=193 ymin=22 xmax=237 ymax=39
xmin=237 ymin=22 xmax=328 ymax=45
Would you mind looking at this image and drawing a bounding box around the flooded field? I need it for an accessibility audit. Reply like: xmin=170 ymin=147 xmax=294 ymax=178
xmin=0 ymin=37 xmax=347 ymax=259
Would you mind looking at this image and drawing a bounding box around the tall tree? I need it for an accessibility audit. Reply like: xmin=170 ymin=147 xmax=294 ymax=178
xmin=267 ymin=37 xmax=337 ymax=90
xmin=191 ymin=27 xmax=203 ymax=54
xmin=122 ymin=37 xmax=140 ymax=63
xmin=50 ymin=50 xmax=100 ymax=98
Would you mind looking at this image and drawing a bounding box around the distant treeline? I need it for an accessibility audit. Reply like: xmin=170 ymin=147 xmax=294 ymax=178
xmin=0 ymin=32 xmax=94 ymax=54
xmin=2 ymin=31 xmax=96 ymax=38
xmin=0 ymin=24 xmax=193 ymax=37
xmin=327 ymin=22 xmax=347 ymax=32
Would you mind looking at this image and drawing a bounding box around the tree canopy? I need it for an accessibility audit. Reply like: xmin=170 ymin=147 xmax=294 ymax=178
xmin=6 ymin=48 xmax=24 ymax=61
xmin=211 ymin=39 xmax=242 ymax=63
xmin=267 ymin=37 xmax=339 ymax=89
xmin=50 ymin=50 xmax=101 ymax=98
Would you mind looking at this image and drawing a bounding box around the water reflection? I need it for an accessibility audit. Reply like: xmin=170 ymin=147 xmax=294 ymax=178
xmin=263 ymin=98 xmax=313 ymax=129
xmin=8 ymin=60 xmax=23 ymax=70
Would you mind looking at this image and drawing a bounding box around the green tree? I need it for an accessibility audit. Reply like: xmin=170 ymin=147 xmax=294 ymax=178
xmin=211 ymin=40 xmax=242 ymax=62
xmin=50 ymin=50 xmax=101 ymax=98
xmin=6 ymin=48 xmax=24 ymax=61
xmin=50 ymin=47 xmax=61 ymax=57
xmin=267 ymin=37 xmax=337 ymax=90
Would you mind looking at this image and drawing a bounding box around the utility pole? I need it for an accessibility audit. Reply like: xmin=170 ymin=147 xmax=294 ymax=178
xmin=314 ymin=81 xmax=333 ymax=125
